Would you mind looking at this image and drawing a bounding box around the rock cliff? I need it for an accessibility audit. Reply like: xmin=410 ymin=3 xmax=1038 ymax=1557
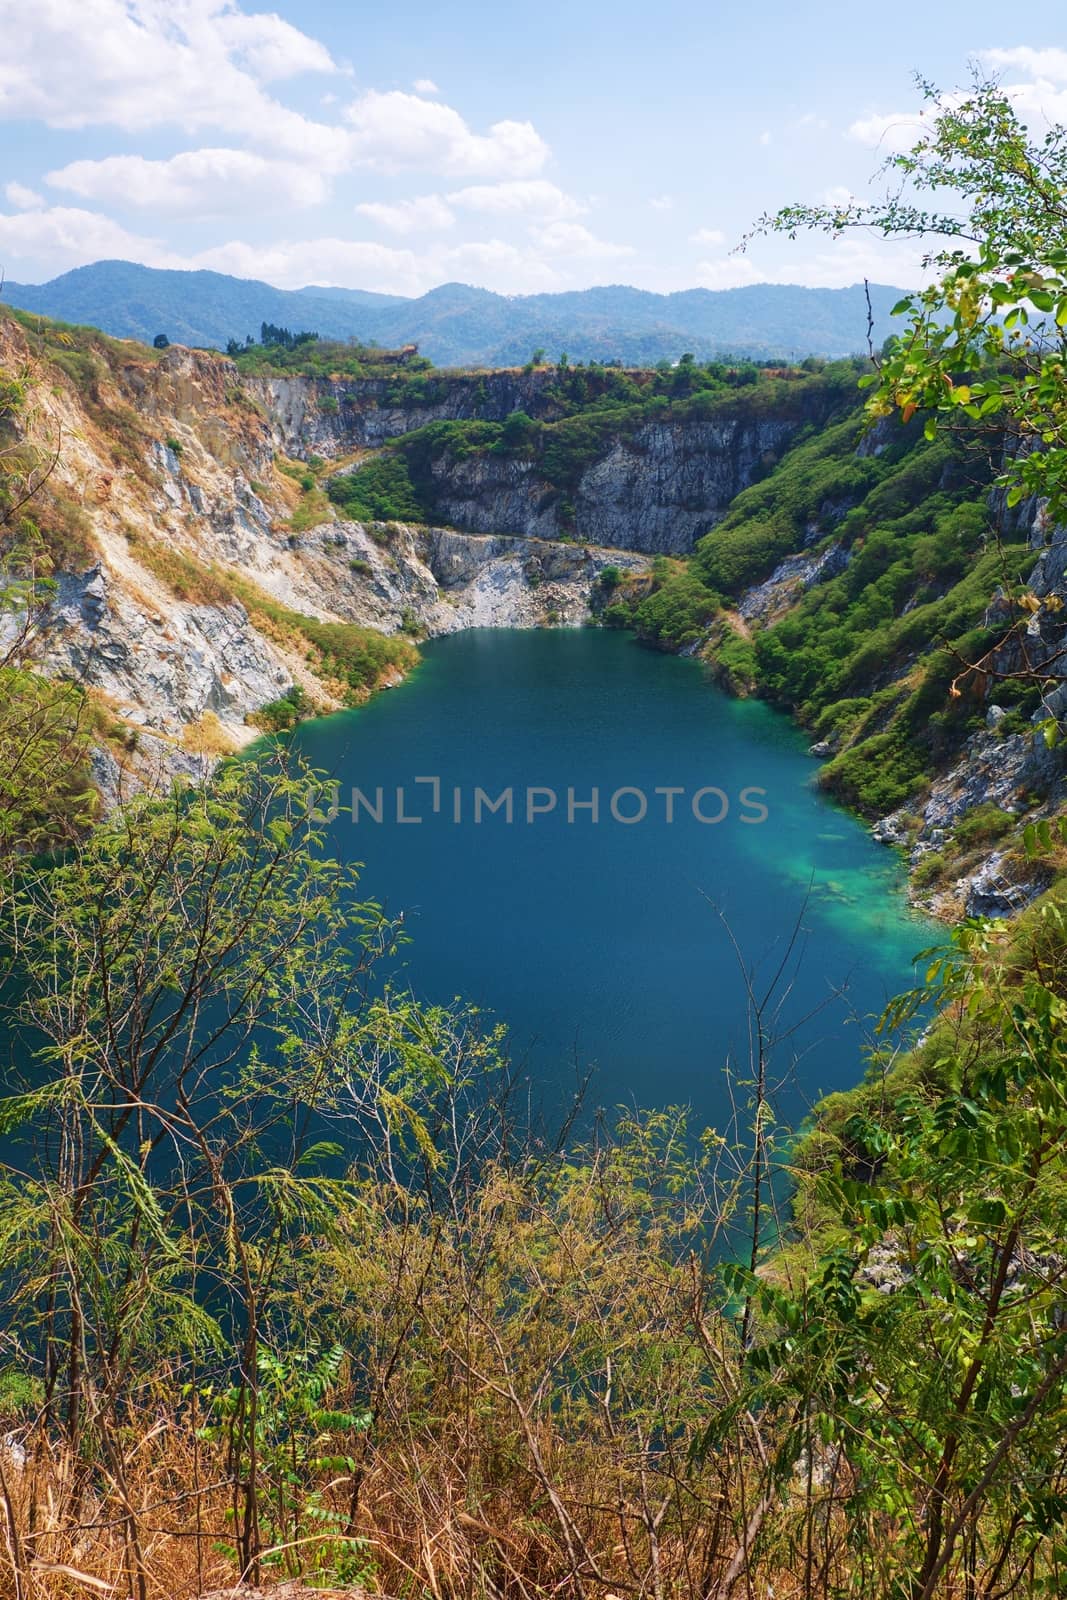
xmin=250 ymin=369 xmax=558 ymax=454
xmin=1 ymin=321 xmax=649 ymax=795
xmin=422 ymin=415 xmax=801 ymax=553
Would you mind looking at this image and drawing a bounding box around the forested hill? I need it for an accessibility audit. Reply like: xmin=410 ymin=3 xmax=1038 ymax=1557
xmin=0 ymin=259 xmax=908 ymax=364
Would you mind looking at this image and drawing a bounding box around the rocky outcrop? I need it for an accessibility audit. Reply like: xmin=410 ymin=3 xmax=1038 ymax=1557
xmin=11 ymin=311 xmax=1063 ymax=916
xmin=426 ymin=415 xmax=802 ymax=553
xmin=253 ymin=369 xmax=835 ymax=554
xmin=38 ymin=565 xmax=292 ymax=737
xmin=0 ymin=318 xmax=651 ymax=800
xmin=738 ymin=541 xmax=850 ymax=623
xmin=276 ymin=520 xmax=648 ymax=636
xmin=250 ymin=369 xmax=561 ymax=456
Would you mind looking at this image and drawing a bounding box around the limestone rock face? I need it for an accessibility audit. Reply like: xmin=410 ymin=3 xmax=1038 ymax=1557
xmin=249 ymin=369 xmax=559 ymax=456
xmin=738 ymin=541 xmax=850 ymax=623
xmin=39 ymin=566 xmax=292 ymax=735
xmin=426 ymin=416 xmax=802 ymax=554
xmin=289 ymin=522 xmax=649 ymax=634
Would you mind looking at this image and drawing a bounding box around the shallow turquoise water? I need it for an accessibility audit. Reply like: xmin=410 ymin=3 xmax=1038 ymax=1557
xmin=291 ymin=628 xmax=934 ymax=1134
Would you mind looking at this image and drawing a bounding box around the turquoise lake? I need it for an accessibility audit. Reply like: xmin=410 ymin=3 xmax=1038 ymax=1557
xmin=291 ymin=628 xmax=933 ymax=1134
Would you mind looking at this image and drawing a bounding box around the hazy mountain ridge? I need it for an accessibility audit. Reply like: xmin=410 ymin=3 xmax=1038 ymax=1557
xmin=1 ymin=260 xmax=907 ymax=365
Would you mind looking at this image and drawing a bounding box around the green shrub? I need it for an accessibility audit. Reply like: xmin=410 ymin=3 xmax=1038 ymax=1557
xmin=327 ymin=454 xmax=426 ymax=523
xmin=248 ymin=684 xmax=311 ymax=733
xmin=912 ymin=850 xmax=947 ymax=888
xmin=952 ymin=803 xmax=1016 ymax=850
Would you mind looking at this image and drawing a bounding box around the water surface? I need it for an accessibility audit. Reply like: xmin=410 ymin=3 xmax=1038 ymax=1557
xmin=291 ymin=628 xmax=932 ymax=1133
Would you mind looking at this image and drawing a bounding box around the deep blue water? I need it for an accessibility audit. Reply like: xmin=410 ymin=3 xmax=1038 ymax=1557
xmin=290 ymin=628 xmax=933 ymax=1135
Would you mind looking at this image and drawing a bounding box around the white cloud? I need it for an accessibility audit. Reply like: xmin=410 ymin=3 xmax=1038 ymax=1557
xmin=345 ymin=90 xmax=549 ymax=177
xmin=0 ymin=0 xmax=350 ymax=167
xmin=4 ymin=182 xmax=45 ymax=211
xmin=356 ymin=182 xmax=584 ymax=235
xmin=695 ymin=255 xmax=763 ymax=290
xmin=759 ymin=130 xmax=772 ymax=146
xmin=413 ymin=78 xmax=440 ymax=95
xmin=447 ymin=180 xmax=583 ymax=219
xmin=976 ymin=51 xmax=1067 ymax=130
xmin=439 ymin=238 xmax=560 ymax=292
xmin=0 ymin=5 xmax=551 ymax=184
xmin=192 ymin=234 xmax=425 ymax=293
xmin=530 ymin=220 xmax=634 ymax=259
xmin=690 ymin=227 xmax=725 ymax=246
xmin=849 ymin=61 xmax=1067 ymax=159
xmin=981 ymin=46 xmax=1067 ymax=83
xmin=822 ymin=185 xmax=854 ymax=208
xmin=47 ymin=148 xmax=330 ymax=214
xmin=355 ymin=194 xmax=456 ymax=234
xmin=848 ymin=108 xmax=933 ymax=153
xmin=0 ymin=197 xmax=610 ymax=296
xmin=197 ymin=232 xmax=562 ymax=295
xmin=0 ymin=203 xmax=181 ymax=276
xmin=209 ymin=6 xmax=336 ymax=81
xmin=649 ymin=194 xmax=673 ymax=211
xmin=698 ymin=233 xmax=927 ymax=293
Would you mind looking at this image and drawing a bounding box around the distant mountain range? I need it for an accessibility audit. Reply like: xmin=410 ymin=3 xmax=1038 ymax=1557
xmin=0 ymin=260 xmax=909 ymax=366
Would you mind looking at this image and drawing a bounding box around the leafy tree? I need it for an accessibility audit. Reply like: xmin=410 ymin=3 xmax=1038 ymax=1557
xmin=259 ymin=321 xmax=319 ymax=351
xmin=724 ymin=904 xmax=1067 ymax=1598
xmin=152 ymin=333 xmax=170 ymax=349
xmin=762 ymin=76 xmax=1067 ymax=570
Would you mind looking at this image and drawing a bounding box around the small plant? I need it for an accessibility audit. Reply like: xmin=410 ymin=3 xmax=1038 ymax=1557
xmin=248 ymin=683 xmax=311 ymax=733
xmin=911 ymin=849 xmax=947 ymax=889
xmin=349 ymin=557 xmax=373 ymax=576
xmin=199 ymin=1343 xmax=374 ymax=1586
xmin=952 ymin=802 xmax=1015 ymax=851
xmin=164 ymin=436 xmax=183 ymax=457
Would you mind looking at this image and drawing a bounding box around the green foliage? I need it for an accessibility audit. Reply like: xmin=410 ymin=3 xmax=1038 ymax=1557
xmin=232 ymin=336 xmax=433 ymax=381
xmin=765 ymin=73 xmax=1067 ymax=543
xmin=392 ymin=365 xmax=864 ymax=525
xmin=248 ymin=683 xmax=312 ymax=733
xmin=124 ymin=538 xmax=416 ymax=702
xmin=327 ymin=453 xmax=426 ymax=523
xmin=200 ymin=1343 xmax=373 ymax=1585
xmin=0 ymin=666 xmax=96 ymax=856
xmin=224 ymin=570 xmax=419 ymax=702
xmin=952 ymin=802 xmax=1015 ymax=850
xmin=741 ymin=903 xmax=1067 ymax=1596
xmin=617 ymin=365 xmax=1036 ymax=814
xmin=632 ymin=568 xmax=720 ymax=650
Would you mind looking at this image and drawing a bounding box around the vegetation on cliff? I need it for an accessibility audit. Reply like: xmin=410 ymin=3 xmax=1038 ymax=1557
xmin=326 ymin=358 xmax=867 ymax=530
xmin=605 ymin=409 xmax=1039 ymax=816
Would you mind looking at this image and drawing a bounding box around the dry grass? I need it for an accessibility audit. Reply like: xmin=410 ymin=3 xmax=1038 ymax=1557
xmin=180 ymin=711 xmax=240 ymax=756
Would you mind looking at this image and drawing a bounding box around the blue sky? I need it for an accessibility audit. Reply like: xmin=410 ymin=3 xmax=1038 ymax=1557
xmin=2 ymin=0 xmax=1066 ymax=295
